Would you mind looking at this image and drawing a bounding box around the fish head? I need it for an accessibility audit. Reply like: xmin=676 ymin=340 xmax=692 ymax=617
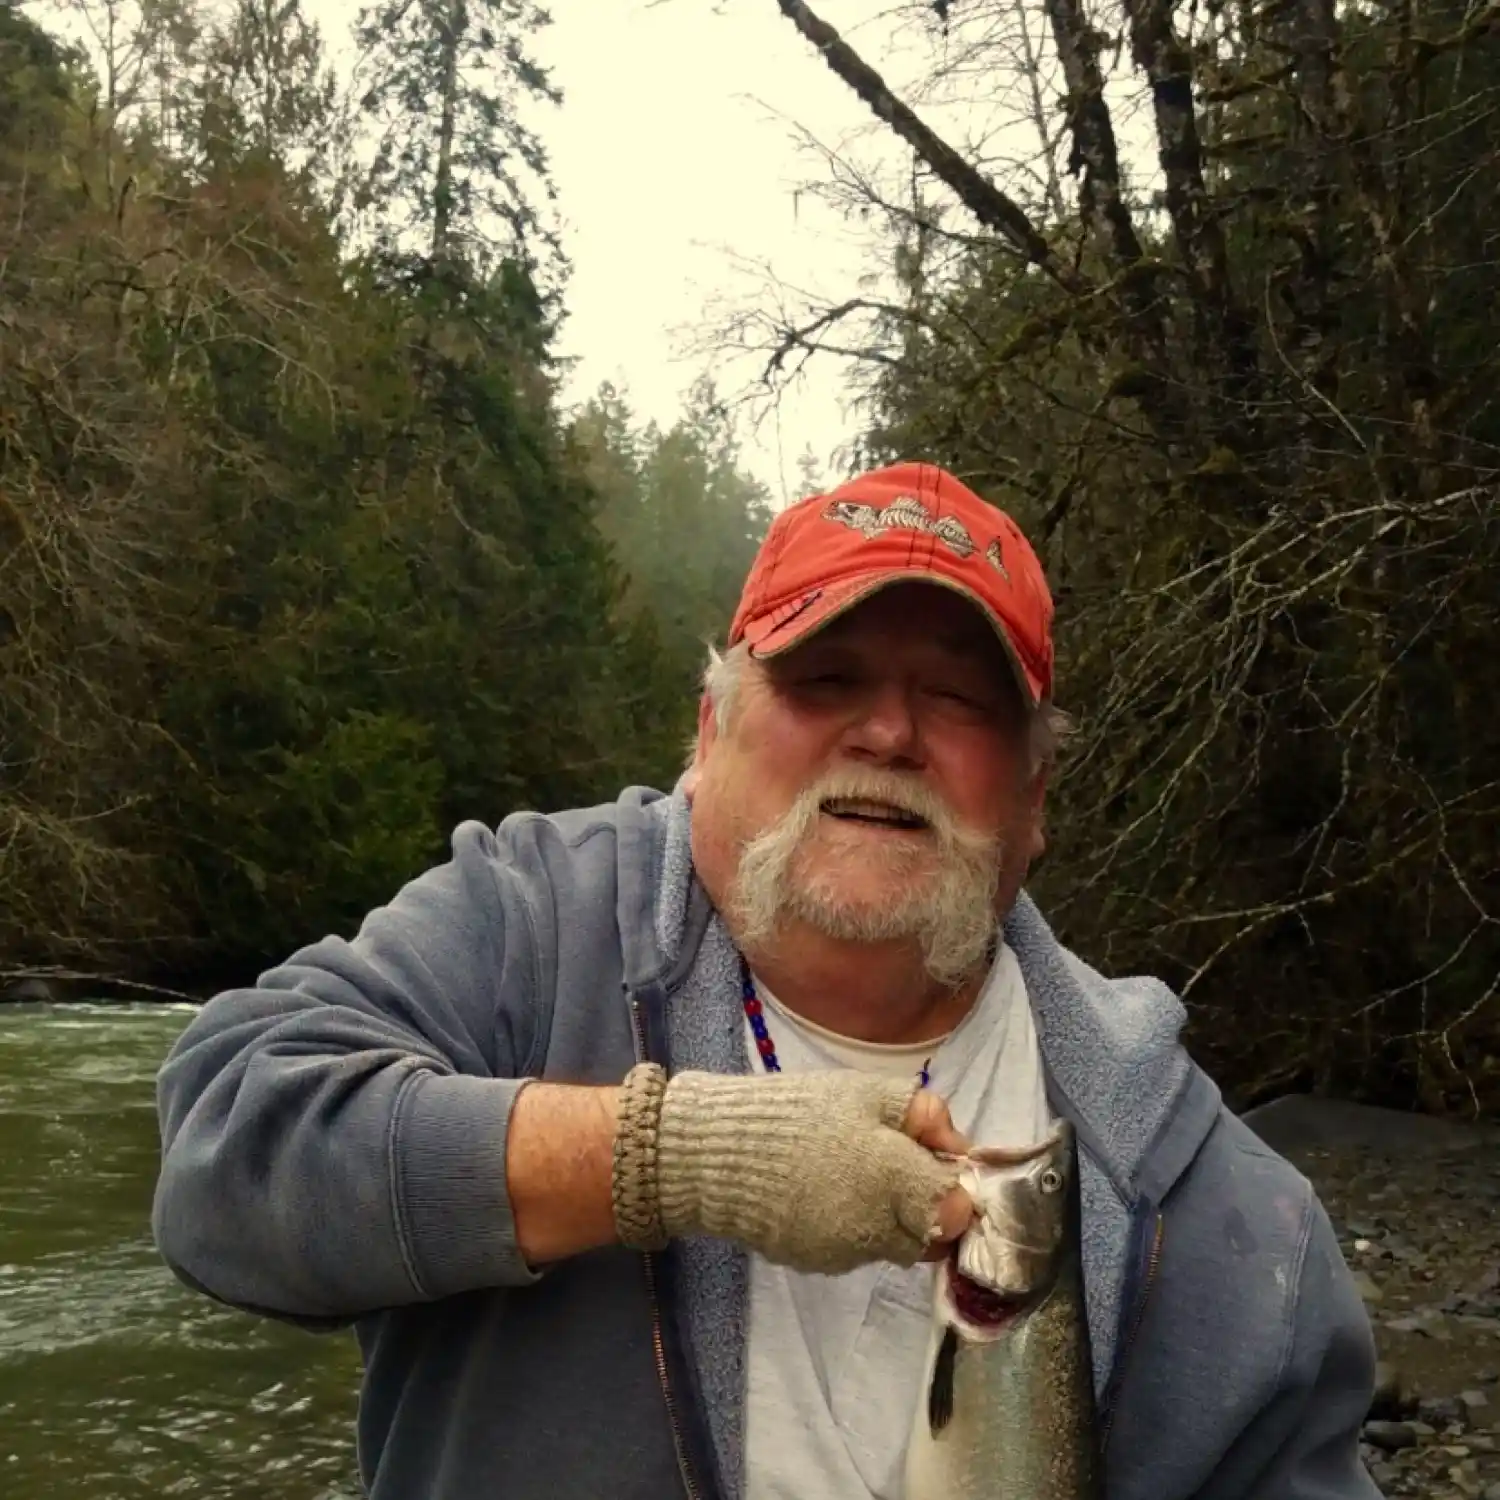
xmin=938 ymin=1121 xmax=1075 ymax=1342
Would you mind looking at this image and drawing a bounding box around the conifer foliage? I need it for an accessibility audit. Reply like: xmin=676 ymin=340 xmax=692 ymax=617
xmin=0 ymin=0 xmax=769 ymax=982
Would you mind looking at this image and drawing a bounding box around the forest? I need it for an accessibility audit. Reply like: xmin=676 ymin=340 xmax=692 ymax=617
xmin=2 ymin=0 xmax=1497 ymax=1118
xmin=0 ymin=0 xmax=773 ymax=973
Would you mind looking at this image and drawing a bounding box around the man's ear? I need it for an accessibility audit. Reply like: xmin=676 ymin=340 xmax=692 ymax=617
xmin=682 ymin=695 xmax=717 ymax=802
xmin=1025 ymin=767 xmax=1049 ymax=863
xmin=1030 ymin=765 xmax=1050 ymax=807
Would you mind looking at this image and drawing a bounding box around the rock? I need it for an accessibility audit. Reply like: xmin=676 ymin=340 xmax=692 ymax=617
xmin=1239 ymin=1095 xmax=1493 ymax=1156
xmin=1447 ymin=1285 xmax=1500 ymax=1319
xmin=1420 ymin=1396 xmax=1470 ymax=1429
xmin=1256 ymin=1099 xmax=1500 ymax=1492
xmin=0 ymin=976 xmax=61 ymax=1004
xmin=1388 ymin=1309 xmax=1456 ymax=1341
xmin=1364 ymin=1420 xmax=1421 ymax=1453
xmin=1370 ymin=1362 xmax=1409 ymax=1421
xmin=1388 ymin=1315 xmax=1434 ymax=1335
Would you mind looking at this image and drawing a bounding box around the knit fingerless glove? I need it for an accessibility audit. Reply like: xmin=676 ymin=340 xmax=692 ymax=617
xmin=611 ymin=1063 xmax=959 ymax=1275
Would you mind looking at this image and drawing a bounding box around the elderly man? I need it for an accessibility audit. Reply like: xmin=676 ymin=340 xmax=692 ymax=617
xmin=152 ymin=462 xmax=1381 ymax=1500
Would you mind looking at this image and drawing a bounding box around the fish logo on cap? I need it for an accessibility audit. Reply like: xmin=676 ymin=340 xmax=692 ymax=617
xmin=824 ymin=495 xmax=1009 ymax=579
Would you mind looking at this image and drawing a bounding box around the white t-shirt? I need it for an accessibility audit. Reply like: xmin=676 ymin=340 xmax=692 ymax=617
xmin=741 ymin=941 xmax=1051 ymax=1500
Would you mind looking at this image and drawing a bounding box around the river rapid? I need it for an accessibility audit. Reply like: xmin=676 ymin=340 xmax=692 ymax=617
xmin=0 ymin=1002 xmax=361 ymax=1498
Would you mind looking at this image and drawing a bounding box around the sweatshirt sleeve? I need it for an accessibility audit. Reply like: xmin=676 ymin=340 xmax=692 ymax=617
xmin=1230 ymin=1195 xmax=1386 ymax=1499
xmin=152 ymin=819 xmax=554 ymax=1324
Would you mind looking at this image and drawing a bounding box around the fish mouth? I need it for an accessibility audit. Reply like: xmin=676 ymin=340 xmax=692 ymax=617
xmin=819 ymin=796 xmax=929 ymax=831
xmin=942 ymin=1255 xmax=1034 ymax=1336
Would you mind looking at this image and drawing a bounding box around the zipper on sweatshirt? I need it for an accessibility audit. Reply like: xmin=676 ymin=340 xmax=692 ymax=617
xmin=629 ymin=992 xmax=705 ymax=1500
xmin=642 ymin=1249 xmax=701 ymax=1500
xmin=1100 ymin=1210 xmax=1165 ymax=1451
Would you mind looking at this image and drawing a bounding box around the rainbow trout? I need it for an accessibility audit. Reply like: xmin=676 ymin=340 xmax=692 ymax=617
xmin=904 ymin=1121 xmax=1103 ymax=1500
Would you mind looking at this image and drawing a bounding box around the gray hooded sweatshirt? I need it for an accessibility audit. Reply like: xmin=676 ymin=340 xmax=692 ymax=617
xmin=152 ymin=786 xmax=1384 ymax=1500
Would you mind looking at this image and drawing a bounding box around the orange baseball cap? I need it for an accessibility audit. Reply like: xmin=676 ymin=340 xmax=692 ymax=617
xmin=728 ymin=462 xmax=1055 ymax=705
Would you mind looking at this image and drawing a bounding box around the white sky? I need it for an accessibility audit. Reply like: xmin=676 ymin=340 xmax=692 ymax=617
xmin=539 ymin=1 xmax=907 ymax=505
xmin=534 ymin=2 xmax=1154 ymax=504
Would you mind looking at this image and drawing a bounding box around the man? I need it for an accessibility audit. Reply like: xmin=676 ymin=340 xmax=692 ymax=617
xmin=152 ymin=461 xmax=1382 ymax=1500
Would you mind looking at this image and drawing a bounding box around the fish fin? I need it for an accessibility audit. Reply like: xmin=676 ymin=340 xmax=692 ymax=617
xmin=927 ymin=1325 xmax=958 ymax=1436
xmin=966 ymin=1133 xmax=1060 ymax=1167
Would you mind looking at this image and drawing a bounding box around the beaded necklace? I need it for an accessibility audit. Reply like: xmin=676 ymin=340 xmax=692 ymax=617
xmin=740 ymin=962 xmax=933 ymax=1089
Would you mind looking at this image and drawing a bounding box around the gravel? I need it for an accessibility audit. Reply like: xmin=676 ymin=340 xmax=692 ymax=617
xmin=1259 ymin=1104 xmax=1500 ymax=1499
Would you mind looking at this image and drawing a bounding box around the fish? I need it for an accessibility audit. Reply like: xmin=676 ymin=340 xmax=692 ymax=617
xmin=903 ymin=1119 xmax=1102 ymax=1500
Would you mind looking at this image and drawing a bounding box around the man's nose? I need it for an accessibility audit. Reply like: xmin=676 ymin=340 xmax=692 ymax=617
xmin=844 ymin=681 xmax=922 ymax=765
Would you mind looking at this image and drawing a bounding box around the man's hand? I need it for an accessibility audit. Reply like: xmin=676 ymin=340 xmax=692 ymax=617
xmin=903 ymin=1088 xmax=979 ymax=1259
xmin=616 ymin=1065 xmax=978 ymax=1276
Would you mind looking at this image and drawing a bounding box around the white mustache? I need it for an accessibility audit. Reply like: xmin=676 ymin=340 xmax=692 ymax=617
xmin=726 ymin=767 xmax=1003 ymax=987
xmin=802 ymin=768 xmax=964 ymax=842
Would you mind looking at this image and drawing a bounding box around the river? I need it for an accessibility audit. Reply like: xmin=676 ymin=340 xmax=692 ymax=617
xmin=0 ymin=1002 xmax=362 ymax=1498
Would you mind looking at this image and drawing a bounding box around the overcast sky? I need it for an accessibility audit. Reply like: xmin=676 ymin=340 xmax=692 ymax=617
xmin=533 ymin=3 xmax=1157 ymax=507
xmin=539 ymin=1 xmax=904 ymax=505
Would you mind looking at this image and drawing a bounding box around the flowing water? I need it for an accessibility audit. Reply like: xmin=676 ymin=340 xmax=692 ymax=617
xmin=0 ymin=1003 xmax=362 ymax=1499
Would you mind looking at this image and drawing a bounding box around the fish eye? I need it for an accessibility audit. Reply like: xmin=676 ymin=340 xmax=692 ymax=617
xmin=1039 ymin=1168 xmax=1063 ymax=1194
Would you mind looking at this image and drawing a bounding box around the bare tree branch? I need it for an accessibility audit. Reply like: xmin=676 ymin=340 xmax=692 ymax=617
xmin=770 ymin=0 xmax=1094 ymax=293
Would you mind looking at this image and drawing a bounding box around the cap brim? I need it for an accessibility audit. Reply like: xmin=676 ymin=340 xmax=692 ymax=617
xmin=741 ymin=570 xmax=1044 ymax=707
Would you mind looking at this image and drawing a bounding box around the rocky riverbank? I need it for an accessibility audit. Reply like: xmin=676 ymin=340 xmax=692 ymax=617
xmin=1247 ymin=1097 xmax=1500 ymax=1499
xmin=0 ymin=974 xmax=201 ymax=1005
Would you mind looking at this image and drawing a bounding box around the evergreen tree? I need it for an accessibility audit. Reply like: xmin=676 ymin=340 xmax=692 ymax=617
xmin=354 ymin=0 xmax=560 ymax=272
xmin=574 ymin=378 xmax=775 ymax=664
xmin=192 ymin=0 xmax=341 ymax=181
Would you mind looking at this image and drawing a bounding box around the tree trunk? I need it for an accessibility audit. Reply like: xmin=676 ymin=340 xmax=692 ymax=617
xmin=431 ymin=0 xmax=462 ymax=262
